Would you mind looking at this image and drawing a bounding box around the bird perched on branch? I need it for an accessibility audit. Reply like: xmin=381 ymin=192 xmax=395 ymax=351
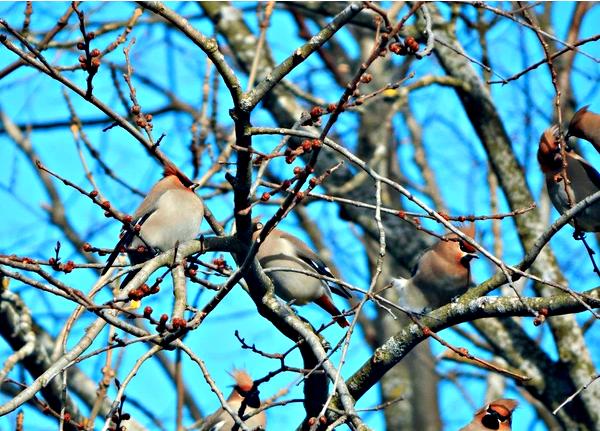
xmin=567 ymin=105 xmax=600 ymax=154
xmin=198 ymin=370 xmax=266 ymax=431
xmin=253 ymin=224 xmax=352 ymax=327
xmin=537 ymin=126 xmax=600 ymax=233
xmin=101 ymin=162 xmax=205 ymax=288
xmin=459 ymin=398 xmax=518 ymax=431
xmin=392 ymin=225 xmax=478 ymax=312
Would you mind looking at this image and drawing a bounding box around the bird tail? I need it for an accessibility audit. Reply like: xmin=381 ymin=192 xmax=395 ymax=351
xmin=119 ymin=268 xmax=140 ymax=290
xmin=101 ymin=231 xmax=134 ymax=275
xmin=315 ymin=294 xmax=349 ymax=328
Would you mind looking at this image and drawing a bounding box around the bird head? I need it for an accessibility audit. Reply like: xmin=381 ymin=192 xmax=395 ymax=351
xmin=230 ymin=369 xmax=261 ymax=408
xmin=537 ymin=126 xmax=563 ymax=174
xmin=162 ymin=160 xmax=196 ymax=189
xmin=439 ymin=224 xmax=478 ymax=268
xmin=478 ymin=399 xmax=518 ymax=429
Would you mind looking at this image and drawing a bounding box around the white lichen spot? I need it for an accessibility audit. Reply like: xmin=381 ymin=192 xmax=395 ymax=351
xmin=219 ymin=6 xmax=242 ymax=25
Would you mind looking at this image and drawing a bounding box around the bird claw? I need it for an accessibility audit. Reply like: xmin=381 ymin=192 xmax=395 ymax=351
xmin=573 ymin=229 xmax=585 ymax=240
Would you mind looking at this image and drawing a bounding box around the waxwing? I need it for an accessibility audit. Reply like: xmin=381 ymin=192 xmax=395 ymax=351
xmin=537 ymin=126 xmax=600 ymax=233
xmin=102 ymin=163 xmax=205 ymax=287
xmin=253 ymin=225 xmax=351 ymax=327
xmin=392 ymin=225 xmax=477 ymax=311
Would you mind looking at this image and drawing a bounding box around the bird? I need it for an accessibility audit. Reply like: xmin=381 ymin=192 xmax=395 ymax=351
xmin=566 ymin=105 xmax=600 ymax=154
xmin=537 ymin=126 xmax=600 ymax=233
xmin=198 ymin=370 xmax=266 ymax=431
xmin=392 ymin=225 xmax=478 ymax=312
xmin=101 ymin=162 xmax=205 ymax=288
xmin=253 ymin=224 xmax=352 ymax=327
xmin=459 ymin=398 xmax=518 ymax=431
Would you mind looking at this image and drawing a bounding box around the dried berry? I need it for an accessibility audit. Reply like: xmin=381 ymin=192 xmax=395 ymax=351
xmin=261 ymin=192 xmax=271 ymax=201
xmin=310 ymin=106 xmax=324 ymax=118
xmin=389 ymin=42 xmax=406 ymax=55
xmin=63 ymin=261 xmax=75 ymax=273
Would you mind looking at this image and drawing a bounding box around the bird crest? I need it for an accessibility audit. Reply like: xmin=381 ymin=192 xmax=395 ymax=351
xmin=537 ymin=125 xmax=564 ymax=175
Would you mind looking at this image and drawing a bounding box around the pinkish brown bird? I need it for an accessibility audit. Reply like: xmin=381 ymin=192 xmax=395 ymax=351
xmin=102 ymin=163 xmax=205 ymax=287
xmin=392 ymin=225 xmax=478 ymax=311
xmin=537 ymin=126 xmax=600 ymax=233
xmin=253 ymin=225 xmax=351 ymax=327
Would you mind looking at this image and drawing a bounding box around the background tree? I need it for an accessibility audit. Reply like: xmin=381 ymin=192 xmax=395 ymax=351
xmin=0 ymin=2 xmax=599 ymax=430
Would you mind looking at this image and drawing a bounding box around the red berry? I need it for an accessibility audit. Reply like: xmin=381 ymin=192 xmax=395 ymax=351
xmin=310 ymin=106 xmax=323 ymax=118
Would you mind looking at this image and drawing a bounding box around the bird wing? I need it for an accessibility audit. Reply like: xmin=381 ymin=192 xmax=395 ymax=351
xmin=100 ymin=211 xmax=155 ymax=275
xmin=568 ymin=152 xmax=600 ymax=193
xmin=579 ymin=157 xmax=600 ymax=190
xmin=279 ymin=231 xmax=352 ymax=299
